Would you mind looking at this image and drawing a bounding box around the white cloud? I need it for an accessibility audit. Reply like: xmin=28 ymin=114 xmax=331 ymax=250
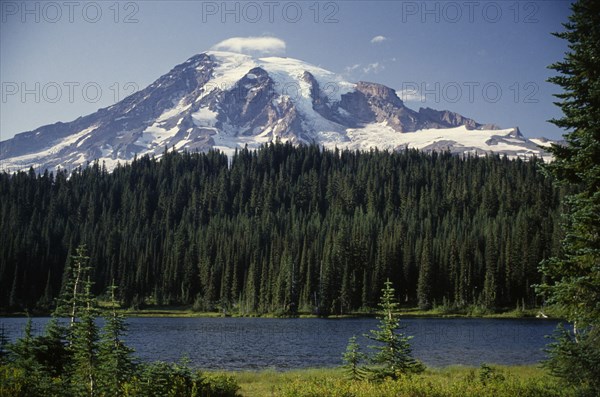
xmin=344 ymin=64 xmax=361 ymax=74
xmin=343 ymin=62 xmax=385 ymax=76
xmin=370 ymin=35 xmax=387 ymax=44
xmin=211 ymin=36 xmax=286 ymax=56
xmin=363 ymin=62 xmax=384 ymax=74
xmin=397 ymin=88 xmax=425 ymax=102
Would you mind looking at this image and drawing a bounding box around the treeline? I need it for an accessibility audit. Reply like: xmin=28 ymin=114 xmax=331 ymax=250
xmin=0 ymin=143 xmax=563 ymax=314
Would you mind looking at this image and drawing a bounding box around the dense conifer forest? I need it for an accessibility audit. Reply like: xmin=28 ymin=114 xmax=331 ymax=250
xmin=0 ymin=143 xmax=563 ymax=314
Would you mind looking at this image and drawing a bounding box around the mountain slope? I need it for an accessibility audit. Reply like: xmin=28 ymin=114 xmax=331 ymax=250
xmin=0 ymin=51 xmax=554 ymax=172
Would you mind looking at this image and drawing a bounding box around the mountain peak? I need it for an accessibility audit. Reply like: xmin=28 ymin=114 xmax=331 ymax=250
xmin=0 ymin=52 xmax=554 ymax=173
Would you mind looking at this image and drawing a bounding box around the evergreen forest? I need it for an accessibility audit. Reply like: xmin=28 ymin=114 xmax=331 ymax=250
xmin=0 ymin=144 xmax=563 ymax=315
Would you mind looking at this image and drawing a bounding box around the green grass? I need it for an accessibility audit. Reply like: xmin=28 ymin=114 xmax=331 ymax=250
xmin=231 ymin=368 xmax=338 ymax=397
xmin=218 ymin=365 xmax=572 ymax=397
xmin=116 ymin=300 xmax=564 ymax=319
xmin=2 ymin=304 xmax=562 ymax=320
xmin=118 ymin=306 xmax=558 ymax=319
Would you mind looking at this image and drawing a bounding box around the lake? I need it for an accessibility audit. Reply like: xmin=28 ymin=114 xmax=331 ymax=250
xmin=1 ymin=317 xmax=561 ymax=370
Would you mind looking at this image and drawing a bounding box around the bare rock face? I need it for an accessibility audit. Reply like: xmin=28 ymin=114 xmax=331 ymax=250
xmin=354 ymin=82 xmax=417 ymax=131
xmin=335 ymin=81 xmax=417 ymax=131
xmin=417 ymin=108 xmax=481 ymax=130
xmin=0 ymin=51 xmax=554 ymax=173
xmin=335 ymin=83 xmax=487 ymax=133
xmin=303 ymin=71 xmax=334 ymax=121
xmin=221 ymin=68 xmax=276 ymax=132
xmin=356 ymin=81 xmax=403 ymax=105
xmin=337 ymin=90 xmax=376 ymax=125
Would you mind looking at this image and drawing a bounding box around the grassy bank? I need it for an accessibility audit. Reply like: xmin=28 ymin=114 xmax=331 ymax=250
xmin=118 ymin=305 xmax=559 ymax=319
xmin=224 ymin=365 xmax=570 ymax=397
xmin=1 ymin=304 xmax=562 ymax=320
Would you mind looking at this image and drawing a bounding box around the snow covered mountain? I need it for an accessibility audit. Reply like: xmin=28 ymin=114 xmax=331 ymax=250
xmin=0 ymin=51 xmax=555 ymax=173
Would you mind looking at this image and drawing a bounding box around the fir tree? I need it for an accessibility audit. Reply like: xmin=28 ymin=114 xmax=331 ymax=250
xmin=61 ymin=245 xmax=100 ymax=396
xmin=7 ymin=318 xmax=57 ymax=395
xmin=97 ymin=283 xmax=136 ymax=396
xmin=69 ymin=278 xmax=100 ymax=397
xmin=8 ymin=317 xmax=38 ymax=373
xmin=417 ymin=241 xmax=433 ymax=310
xmin=56 ymin=245 xmax=93 ymax=329
xmin=482 ymin=265 xmax=497 ymax=310
xmin=537 ymin=0 xmax=600 ymax=394
xmin=365 ymin=279 xmax=424 ymax=379
xmin=35 ymin=317 xmax=70 ymax=378
xmin=341 ymin=335 xmax=367 ymax=381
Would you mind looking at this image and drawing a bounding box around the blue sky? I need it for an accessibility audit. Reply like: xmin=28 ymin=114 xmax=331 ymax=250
xmin=1 ymin=1 xmax=572 ymax=141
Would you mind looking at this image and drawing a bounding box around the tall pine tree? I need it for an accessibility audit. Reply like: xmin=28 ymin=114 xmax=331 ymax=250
xmin=537 ymin=0 xmax=600 ymax=394
xmin=97 ymin=283 xmax=136 ymax=396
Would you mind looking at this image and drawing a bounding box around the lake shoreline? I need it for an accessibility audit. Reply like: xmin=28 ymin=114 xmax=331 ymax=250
xmin=0 ymin=306 xmax=560 ymax=320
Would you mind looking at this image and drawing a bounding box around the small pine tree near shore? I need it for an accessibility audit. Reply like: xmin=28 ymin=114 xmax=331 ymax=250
xmin=365 ymin=279 xmax=424 ymax=379
xmin=342 ymin=335 xmax=367 ymax=381
xmin=342 ymin=279 xmax=424 ymax=381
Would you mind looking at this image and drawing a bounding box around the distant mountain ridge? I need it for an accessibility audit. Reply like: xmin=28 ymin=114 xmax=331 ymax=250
xmin=0 ymin=51 xmax=555 ymax=172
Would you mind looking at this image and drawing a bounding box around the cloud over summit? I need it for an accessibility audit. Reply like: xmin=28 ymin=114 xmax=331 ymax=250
xmin=370 ymin=35 xmax=387 ymax=44
xmin=212 ymin=37 xmax=286 ymax=56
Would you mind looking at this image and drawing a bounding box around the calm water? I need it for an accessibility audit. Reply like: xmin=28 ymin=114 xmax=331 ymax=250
xmin=1 ymin=317 xmax=560 ymax=370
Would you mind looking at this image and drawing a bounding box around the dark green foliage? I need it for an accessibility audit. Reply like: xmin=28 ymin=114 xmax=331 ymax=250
xmin=0 ymin=357 xmax=239 ymax=397
xmin=0 ymin=145 xmax=561 ymax=314
xmin=6 ymin=318 xmax=69 ymax=396
xmin=342 ymin=336 xmax=367 ymax=381
xmin=55 ymin=245 xmax=94 ymax=326
xmin=365 ymin=280 xmax=424 ymax=379
xmin=544 ymin=325 xmax=600 ymax=396
xmin=34 ymin=318 xmax=70 ymax=378
xmin=478 ymin=364 xmax=505 ymax=385
xmin=97 ymin=284 xmax=136 ymax=396
xmin=70 ymin=288 xmax=100 ymax=395
xmin=0 ymin=245 xmax=240 ymax=396
xmin=8 ymin=319 xmax=41 ymax=377
xmin=125 ymin=361 xmax=239 ymax=397
xmin=536 ymin=0 xmax=600 ymax=394
xmin=416 ymin=239 xmax=433 ymax=310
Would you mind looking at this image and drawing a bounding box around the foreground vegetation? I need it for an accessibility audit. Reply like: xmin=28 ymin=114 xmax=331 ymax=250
xmin=0 ymin=247 xmax=240 ymax=397
xmin=1 ymin=360 xmax=239 ymax=397
xmin=0 ymin=251 xmax=578 ymax=397
xmin=231 ymin=366 xmax=572 ymax=397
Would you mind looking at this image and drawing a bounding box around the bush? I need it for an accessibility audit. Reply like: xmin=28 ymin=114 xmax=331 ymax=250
xmin=120 ymin=362 xmax=240 ymax=397
xmin=478 ymin=364 xmax=505 ymax=385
